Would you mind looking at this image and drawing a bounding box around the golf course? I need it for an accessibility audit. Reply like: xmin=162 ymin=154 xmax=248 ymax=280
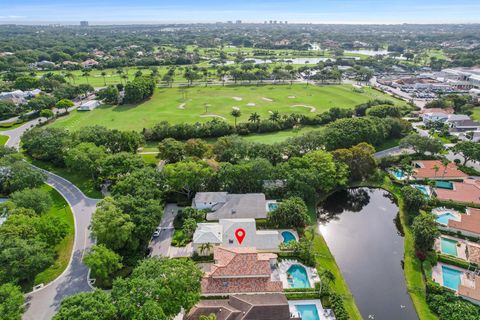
xmin=48 ymin=84 xmax=405 ymax=131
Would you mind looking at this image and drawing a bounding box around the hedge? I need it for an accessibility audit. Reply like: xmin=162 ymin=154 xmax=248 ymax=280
xmin=437 ymin=254 xmax=477 ymax=270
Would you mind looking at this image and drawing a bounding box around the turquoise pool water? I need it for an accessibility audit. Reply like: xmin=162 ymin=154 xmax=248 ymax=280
xmin=440 ymin=238 xmax=458 ymax=256
xmin=442 ymin=266 xmax=462 ymax=291
xmin=436 ymin=212 xmax=459 ymax=226
xmin=295 ymin=304 xmax=320 ymax=320
xmin=287 ymin=265 xmax=311 ymax=288
xmin=282 ymin=231 xmax=296 ymax=243
xmin=268 ymin=202 xmax=279 ymax=211
xmin=392 ymin=169 xmax=405 ymax=179
xmin=414 ymin=185 xmax=430 ymax=196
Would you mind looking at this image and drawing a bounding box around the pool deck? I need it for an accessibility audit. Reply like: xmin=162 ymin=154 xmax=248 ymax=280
xmin=432 ymin=263 xmax=466 ymax=291
xmin=434 ymin=235 xmax=468 ymax=261
xmin=431 ymin=207 xmax=462 ymax=226
xmin=274 ymin=260 xmax=320 ymax=289
xmin=288 ymin=300 xmax=336 ymax=320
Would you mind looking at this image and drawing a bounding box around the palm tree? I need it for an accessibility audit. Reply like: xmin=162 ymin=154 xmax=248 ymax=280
xmin=269 ymin=111 xmax=280 ymax=122
xmin=231 ymin=109 xmax=241 ymax=127
xmin=433 ymin=164 xmax=439 ymax=177
xmin=134 ymin=70 xmax=143 ymax=78
xmin=82 ymin=71 xmax=90 ymax=84
xmin=248 ymin=112 xmax=260 ymax=124
xmin=441 ymin=159 xmax=450 ymax=178
xmin=101 ymin=71 xmax=107 ymax=86
xmin=199 ymin=243 xmax=213 ymax=256
xmin=65 ymin=72 xmax=75 ymax=85
xmin=320 ymin=269 xmax=335 ymax=285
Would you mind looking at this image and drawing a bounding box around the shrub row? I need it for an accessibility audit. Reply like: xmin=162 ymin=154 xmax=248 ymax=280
xmin=143 ymin=107 xmax=353 ymax=141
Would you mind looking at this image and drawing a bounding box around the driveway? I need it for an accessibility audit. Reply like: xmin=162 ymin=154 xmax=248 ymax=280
xmin=23 ymin=169 xmax=100 ymax=320
xmin=149 ymin=204 xmax=192 ymax=257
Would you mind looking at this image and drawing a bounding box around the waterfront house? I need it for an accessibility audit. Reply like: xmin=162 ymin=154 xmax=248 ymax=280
xmin=201 ymin=247 xmax=282 ymax=295
xmin=185 ymin=293 xmax=301 ymax=320
xmin=412 ymin=160 xmax=467 ymax=181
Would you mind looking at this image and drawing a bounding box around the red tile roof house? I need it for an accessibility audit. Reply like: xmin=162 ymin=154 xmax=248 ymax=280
xmin=412 ymin=160 xmax=468 ymax=181
xmin=444 ymin=207 xmax=480 ymax=238
xmin=434 ymin=179 xmax=480 ymax=206
xmin=201 ymin=247 xmax=283 ymax=295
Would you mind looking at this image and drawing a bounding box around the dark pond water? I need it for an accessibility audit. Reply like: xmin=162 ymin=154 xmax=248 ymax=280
xmin=318 ymin=188 xmax=418 ymax=320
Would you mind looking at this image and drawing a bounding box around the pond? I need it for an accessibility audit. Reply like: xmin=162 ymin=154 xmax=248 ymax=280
xmin=318 ymin=188 xmax=418 ymax=320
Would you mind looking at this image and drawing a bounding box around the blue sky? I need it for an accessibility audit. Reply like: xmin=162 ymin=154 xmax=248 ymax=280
xmin=1 ymin=0 xmax=480 ymax=24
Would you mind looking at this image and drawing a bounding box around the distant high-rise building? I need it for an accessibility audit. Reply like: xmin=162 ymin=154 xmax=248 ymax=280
xmin=285 ymin=21 xmax=288 ymax=24
xmin=235 ymin=20 xmax=242 ymax=24
xmin=227 ymin=21 xmax=233 ymax=24
xmin=269 ymin=20 xmax=273 ymax=24
xmin=80 ymin=21 xmax=89 ymax=27
xmin=264 ymin=21 xmax=268 ymax=24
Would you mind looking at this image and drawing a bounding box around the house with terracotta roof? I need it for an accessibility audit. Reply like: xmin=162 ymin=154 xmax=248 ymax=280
xmin=201 ymin=247 xmax=282 ymax=295
xmin=432 ymin=263 xmax=480 ymax=306
xmin=185 ymin=293 xmax=300 ymax=320
xmin=445 ymin=208 xmax=480 ymax=238
xmin=434 ymin=179 xmax=480 ymax=206
xmin=412 ymin=160 xmax=468 ymax=181
xmin=459 ymin=273 xmax=480 ymax=306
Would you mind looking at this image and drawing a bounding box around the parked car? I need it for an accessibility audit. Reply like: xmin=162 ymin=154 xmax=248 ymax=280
xmin=153 ymin=227 xmax=161 ymax=238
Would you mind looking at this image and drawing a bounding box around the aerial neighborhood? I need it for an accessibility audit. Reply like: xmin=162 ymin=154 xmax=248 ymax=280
xmin=1 ymin=5 xmax=480 ymax=320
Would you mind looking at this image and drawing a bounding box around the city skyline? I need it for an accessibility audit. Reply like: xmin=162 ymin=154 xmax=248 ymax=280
xmin=1 ymin=0 xmax=480 ymax=24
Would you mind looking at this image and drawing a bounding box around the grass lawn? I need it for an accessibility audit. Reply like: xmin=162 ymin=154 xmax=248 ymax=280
xmin=34 ymin=184 xmax=74 ymax=286
xmin=375 ymin=137 xmax=401 ymax=152
xmin=307 ymin=226 xmax=362 ymax=320
xmin=355 ymin=175 xmax=438 ymax=320
xmin=48 ymin=84 xmax=404 ymax=132
xmin=140 ymin=153 xmax=160 ymax=166
xmin=471 ymin=107 xmax=480 ymax=121
xmin=242 ymin=126 xmax=323 ymax=144
xmin=28 ymin=158 xmax=103 ymax=199
xmin=0 ymin=135 xmax=8 ymax=146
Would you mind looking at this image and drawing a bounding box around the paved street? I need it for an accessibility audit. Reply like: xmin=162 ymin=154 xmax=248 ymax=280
xmin=23 ymin=169 xmax=99 ymax=320
xmin=1 ymin=114 xmax=100 ymax=320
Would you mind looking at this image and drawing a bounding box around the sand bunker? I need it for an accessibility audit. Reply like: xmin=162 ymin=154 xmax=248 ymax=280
xmin=288 ymin=96 xmax=296 ymax=99
xmin=178 ymin=103 xmax=186 ymax=109
xmin=262 ymin=97 xmax=273 ymax=102
xmin=232 ymin=96 xmax=243 ymax=101
xmin=291 ymin=104 xmax=317 ymax=113
xmin=200 ymin=114 xmax=227 ymax=120
xmin=246 ymin=103 xmax=256 ymax=107
xmin=232 ymin=106 xmax=240 ymax=111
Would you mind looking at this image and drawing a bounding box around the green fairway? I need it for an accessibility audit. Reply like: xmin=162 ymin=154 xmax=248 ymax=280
xmin=48 ymin=84 xmax=404 ymax=131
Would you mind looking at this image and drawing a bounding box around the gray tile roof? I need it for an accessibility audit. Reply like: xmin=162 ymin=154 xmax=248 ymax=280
xmin=206 ymin=193 xmax=267 ymax=221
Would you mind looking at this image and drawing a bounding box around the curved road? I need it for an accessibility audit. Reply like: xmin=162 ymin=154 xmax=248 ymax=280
xmin=3 ymin=120 xmax=99 ymax=320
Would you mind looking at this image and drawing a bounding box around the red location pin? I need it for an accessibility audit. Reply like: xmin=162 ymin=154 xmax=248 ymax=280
xmin=235 ymin=228 xmax=246 ymax=244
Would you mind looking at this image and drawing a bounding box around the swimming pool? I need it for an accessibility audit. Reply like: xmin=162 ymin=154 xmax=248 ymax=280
xmin=295 ymin=304 xmax=320 ymax=320
xmin=442 ymin=266 xmax=462 ymax=291
xmin=287 ymin=265 xmax=311 ymax=288
xmin=281 ymin=231 xmax=296 ymax=243
xmin=413 ymin=185 xmax=430 ymax=197
xmin=392 ymin=169 xmax=405 ymax=180
xmin=436 ymin=212 xmax=460 ymax=226
xmin=268 ymin=202 xmax=279 ymax=211
xmin=440 ymin=238 xmax=458 ymax=256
